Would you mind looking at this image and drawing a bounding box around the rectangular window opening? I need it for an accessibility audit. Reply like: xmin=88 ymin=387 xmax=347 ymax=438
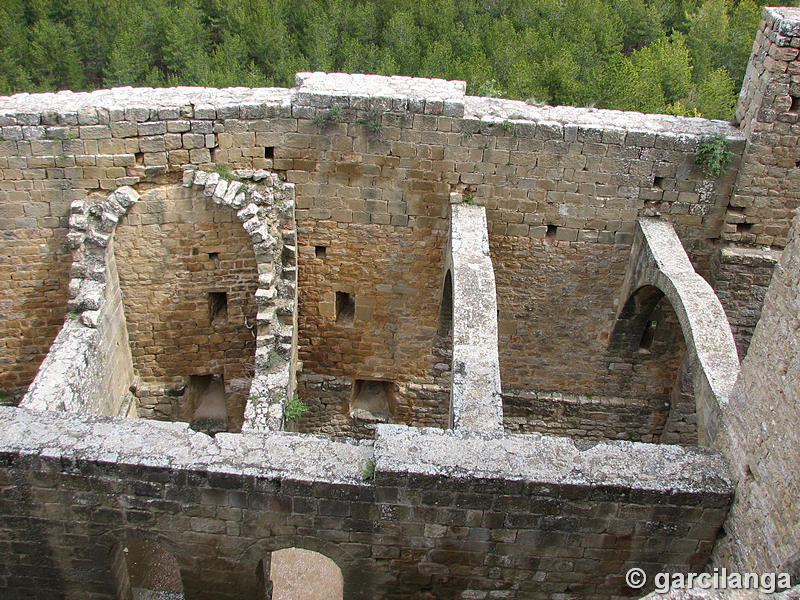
xmin=315 ymin=245 xmax=327 ymax=259
xmin=208 ymin=292 xmax=228 ymax=323
xmin=546 ymin=224 xmax=558 ymax=238
xmin=737 ymin=222 xmax=753 ymax=233
xmin=335 ymin=291 xmax=355 ymax=326
xmin=208 ymin=252 xmax=219 ymax=260
xmin=188 ymin=374 xmax=228 ymax=435
xmin=653 ymin=176 xmax=665 ymax=190
xmin=791 ymin=95 xmax=800 ymax=114
xmin=264 ymin=147 xmax=275 ymax=159
xmin=638 ymin=320 xmax=658 ymax=353
xmin=350 ymin=379 xmax=393 ymax=422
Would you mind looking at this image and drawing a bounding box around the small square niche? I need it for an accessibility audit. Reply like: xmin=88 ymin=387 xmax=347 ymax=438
xmin=350 ymin=379 xmax=393 ymax=422
xmin=315 ymin=245 xmax=327 ymax=259
xmin=335 ymin=291 xmax=354 ymax=326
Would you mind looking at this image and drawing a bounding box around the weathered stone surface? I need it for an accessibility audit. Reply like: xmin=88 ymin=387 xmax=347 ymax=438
xmin=711 ymin=210 xmax=800 ymax=579
xmin=375 ymin=424 xmax=732 ymax=495
xmin=0 ymin=406 xmax=733 ymax=599
xmin=446 ymin=201 xmax=503 ymax=433
xmin=1 ymin=11 xmax=800 ymax=597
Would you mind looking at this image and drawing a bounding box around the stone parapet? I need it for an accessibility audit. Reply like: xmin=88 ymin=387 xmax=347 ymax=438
xmin=0 ymin=405 xmax=733 ymax=599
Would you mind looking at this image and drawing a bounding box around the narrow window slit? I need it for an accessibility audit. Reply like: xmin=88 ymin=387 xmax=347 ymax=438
xmin=638 ymin=320 xmax=658 ymax=353
xmin=208 ymin=292 xmax=227 ymax=323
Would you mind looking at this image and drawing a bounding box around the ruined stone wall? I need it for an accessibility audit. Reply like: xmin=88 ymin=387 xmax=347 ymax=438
xmin=113 ymin=185 xmax=259 ymax=428
xmin=492 ymin=237 xmax=686 ymax=404
xmin=502 ymin=392 xmax=667 ymax=443
xmin=295 ymin=218 xmax=449 ymax=436
xmin=0 ymin=406 xmax=733 ymax=600
xmin=729 ymin=7 xmax=800 ymax=248
xmin=710 ymin=245 xmax=780 ymax=359
xmin=19 ymin=189 xmax=138 ymax=416
xmin=0 ymin=222 xmax=70 ymax=399
xmin=711 ymin=210 xmax=800 ymax=578
xmin=0 ymin=62 xmax=787 ymax=440
xmin=0 ymin=88 xmax=288 ymax=402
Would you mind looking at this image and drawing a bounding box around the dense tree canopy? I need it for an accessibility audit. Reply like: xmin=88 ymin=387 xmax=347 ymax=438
xmin=0 ymin=0 xmax=793 ymax=119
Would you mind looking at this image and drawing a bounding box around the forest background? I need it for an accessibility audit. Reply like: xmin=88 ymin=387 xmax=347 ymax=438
xmin=1 ymin=0 xmax=797 ymax=120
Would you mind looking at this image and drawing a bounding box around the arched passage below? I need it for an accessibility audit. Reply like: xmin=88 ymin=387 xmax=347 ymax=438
xmin=609 ymin=219 xmax=739 ymax=444
xmin=268 ymin=547 xmax=343 ymax=600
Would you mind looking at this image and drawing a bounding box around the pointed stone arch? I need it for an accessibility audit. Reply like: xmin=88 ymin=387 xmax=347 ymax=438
xmin=609 ymin=219 xmax=739 ymax=444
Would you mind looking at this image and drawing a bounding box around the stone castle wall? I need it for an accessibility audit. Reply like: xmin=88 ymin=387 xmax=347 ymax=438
xmin=1 ymin=7 xmax=800 ymax=599
xmin=730 ymin=7 xmax=800 ymax=248
xmin=710 ymin=245 xmax=781 ymax=358
xmin=0 ymin=406 xmax=732 ymax=600
xmin=0 ymin=12 xmax=798 ymax=431
xmin=0 ymin=79 xmax=754 ymax=438
xmin=711 ymin=209 xmax=800 ymax=578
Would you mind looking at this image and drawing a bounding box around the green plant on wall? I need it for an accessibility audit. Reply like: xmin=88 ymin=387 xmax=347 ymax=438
xmin=285 ymin=394 xmax=308 ymax=422
xmin=212 ymin=164 xmax=234 ymax=179
xmin=362 ymin=459 xmax=375 ymax=481
xmin=694 ymin=134 xmax=733 ymax=176
xmin=357 ymin=109 xmax=382 ymax=134
xmin=312 ymin=104 xmax=343 ymax=127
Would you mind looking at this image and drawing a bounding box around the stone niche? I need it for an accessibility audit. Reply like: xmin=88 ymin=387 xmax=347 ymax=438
xmin=113 ymin=184 xmax=259 ymax=432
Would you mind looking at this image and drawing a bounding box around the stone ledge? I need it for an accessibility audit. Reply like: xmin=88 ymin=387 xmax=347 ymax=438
xmin=0 ymin=86 xmax=292 ymax=119
xmin=295 ymin=72 xmax=466 ymax=110
xmin=465 ymin=96 xmax=746 ymax=141
xmin=0 ymin=406 xmax=372 ymax=485
xmin=374 ymin=424 xmax=733 ymax=497
xmin=720 ymin=245 xmax=782 ymax=267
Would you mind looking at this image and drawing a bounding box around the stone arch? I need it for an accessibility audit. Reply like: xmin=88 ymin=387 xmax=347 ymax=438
xmin=609 ymin=219 xmax=739 ymax=444
xmin=608 ymin=285 xmax=667 ymax=353
xmin=235 ymin=536 xmax=370 ymax=599
xmin=61 ymin=169 xmax=296 ymax=431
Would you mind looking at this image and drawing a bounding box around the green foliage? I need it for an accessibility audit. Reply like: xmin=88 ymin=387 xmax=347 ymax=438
xmin=312 ymin=104 xmax=343 ymax=127
xmin=357 ymin=109 xmax=383 ymax=133
xmin=362 ymin=459 xmax=375 ymax=481
xmin=285 ymin=394 xmax=308 ymax=422
xmin=695 ymin=134 xmax=734 ymax=176
xmin=0 ymin=0 xmax=767 ymax=116
xmin=692 ymin=67 xmax=737 ymax=120
xmin=212 ymin=164 xmax=235 ymax=180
